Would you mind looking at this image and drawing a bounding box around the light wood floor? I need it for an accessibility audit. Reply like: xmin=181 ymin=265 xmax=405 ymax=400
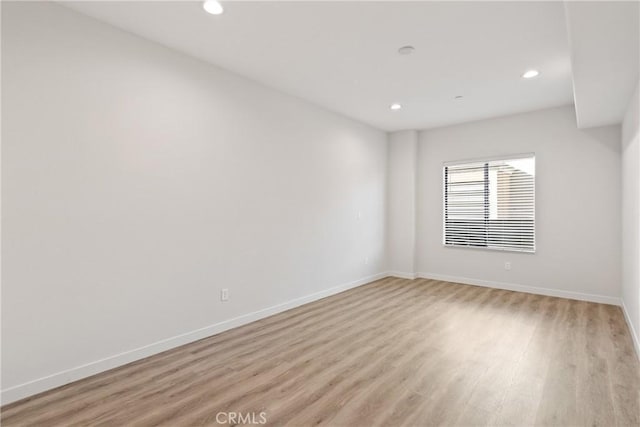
xmin=2 ymin=277 xmax=639 ymax=426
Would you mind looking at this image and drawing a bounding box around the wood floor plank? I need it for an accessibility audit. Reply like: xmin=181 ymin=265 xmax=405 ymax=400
xmin=2 ymin=278 xmax=638 ymax=426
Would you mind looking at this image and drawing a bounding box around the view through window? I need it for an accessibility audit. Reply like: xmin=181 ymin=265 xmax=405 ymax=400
xmin=443 ymin=154 xmax=535 ymax=252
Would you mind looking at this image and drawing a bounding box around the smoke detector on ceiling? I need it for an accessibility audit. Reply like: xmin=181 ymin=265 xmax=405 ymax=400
xmin=398 ymin=46 xmax=415 ymax=55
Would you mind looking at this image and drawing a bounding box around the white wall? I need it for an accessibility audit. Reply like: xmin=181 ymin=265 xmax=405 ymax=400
xmin=622 ymin=82 xmax=640 ymax=356
xmin=415 ymin=106 xmax=621 ymax=303
xmin=387 ymin=131 xmax=417 ymax=277
xmin=1 ymin=2 xmax=388 ymax=402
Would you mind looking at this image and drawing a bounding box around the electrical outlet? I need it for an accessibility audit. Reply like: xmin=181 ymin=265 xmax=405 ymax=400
xmin=221 ymin=288 xmax=229 ymax=302
xmin=365 ymin=257 xmax=369 ymax=265
xmin=357 ymin=211 xmax=362 ymax=220
xmin=504 ymin=262 xmax=511 ymax=271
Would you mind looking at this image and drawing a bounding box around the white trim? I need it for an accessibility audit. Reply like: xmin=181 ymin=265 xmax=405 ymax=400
xmin=417 ymin=272 xmax=621 ymax=306
xmin=441 ymin=243 xmax=536 ymax=255
xmin=0 ymin=272 xmax=388 ymax=405
xmin=387 ymin=271 xmax=417 ymax=280
xmin=621 ymin=300 xmax=640 ymax=361
xmin=2 ymin=271 xmax=629 ymax=404
xmin=443 ymin=152 xmax=536 ymax=167
xmin=442 ymin=153 xmax=536 ymax=253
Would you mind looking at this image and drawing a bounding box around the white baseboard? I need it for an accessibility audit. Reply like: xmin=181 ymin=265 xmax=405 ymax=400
xmin=0 ymin=271 xmax=388 ymax=405
xmin=2 ymin=271 xmax=629 ymax=405
xmin=387 ymin=271 xmax=416 ymax=280
xmin=417 ymin=272 xmax=621 ymax=306
xmin=621 ymin=300 xmax=640 ymax=360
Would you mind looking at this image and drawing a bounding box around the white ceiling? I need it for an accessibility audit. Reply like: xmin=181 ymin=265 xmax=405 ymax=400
xmin=565 ymin=1 xmax=640 ymax=129
xmin=60 ymin=1 xmax=635 ymax=132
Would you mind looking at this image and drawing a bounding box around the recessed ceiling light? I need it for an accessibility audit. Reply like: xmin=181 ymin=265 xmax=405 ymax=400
xmin=522 ymin=69 xmax=540 ymax=79
xmin=203 ymin=0 xmax=224 ymax=15
xmin=398 ymin=46 xmax=415 ymax=55
xmin=390 ymin=103 xmax=402 ymax=111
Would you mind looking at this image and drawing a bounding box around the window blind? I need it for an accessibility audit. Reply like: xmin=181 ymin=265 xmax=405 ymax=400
xmin=443 ymin=154 xmax=535 ymax=253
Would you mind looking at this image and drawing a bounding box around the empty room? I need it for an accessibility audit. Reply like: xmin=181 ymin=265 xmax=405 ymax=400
xmin=2 ymin=0 xmax=639 ymax=426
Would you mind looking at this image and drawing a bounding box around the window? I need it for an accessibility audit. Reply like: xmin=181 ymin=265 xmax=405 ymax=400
xmin=443 ymin=154 xmax=535 ymax=253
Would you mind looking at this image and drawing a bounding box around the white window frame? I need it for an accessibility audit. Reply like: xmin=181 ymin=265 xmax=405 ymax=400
xmin=442 ymin=153 xmax=536 ymax=254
